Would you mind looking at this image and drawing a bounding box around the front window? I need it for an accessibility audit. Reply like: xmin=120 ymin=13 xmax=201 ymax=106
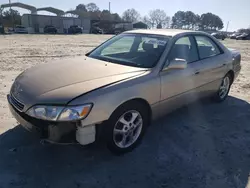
xmin=168 ymin=36 xmax=199 ymax=63
xmin=88 ymin=33 xmax=170 ymax=68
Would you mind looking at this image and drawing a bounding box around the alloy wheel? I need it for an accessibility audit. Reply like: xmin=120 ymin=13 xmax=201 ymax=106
xmin=113 ymin=110 xmax=143 ymax=149
xmin=219 ymin=76 xmax=230 ymax=99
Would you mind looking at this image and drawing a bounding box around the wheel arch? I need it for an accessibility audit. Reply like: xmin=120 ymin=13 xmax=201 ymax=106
xmin=111 ymin=98 xmax=152 ymax=121
xmin=227 ymin=70 xmax=235 ymax=82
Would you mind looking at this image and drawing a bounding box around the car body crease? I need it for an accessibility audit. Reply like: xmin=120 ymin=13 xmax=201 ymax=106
xmin=38 ymin=70 xmax=148 ymax=98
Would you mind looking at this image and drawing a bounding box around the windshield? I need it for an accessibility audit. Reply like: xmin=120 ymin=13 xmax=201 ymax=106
xmin=88 ymin=33 xmax=170 ymax=68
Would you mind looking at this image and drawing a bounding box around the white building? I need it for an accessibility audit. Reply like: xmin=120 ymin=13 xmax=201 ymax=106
xmin=1 ymin=2 xmax=91 ymax=34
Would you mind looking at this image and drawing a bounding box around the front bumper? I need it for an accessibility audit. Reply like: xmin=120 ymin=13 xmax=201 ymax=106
xmin=8 ymin=94 xmax=97 ymax=145
xmin=7 ymin=94 xmax=77 ymax=143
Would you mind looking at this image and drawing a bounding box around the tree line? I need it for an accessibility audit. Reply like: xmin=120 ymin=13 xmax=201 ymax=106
xmin=2 ymin=2 xmax=245 ymax=32
xmin=0 ymin=9 xmax=22 ymax=26
xmin=74 ymin=4 xmax=226 ymax=31
xmin=172 ymin=11 xmax=224 ymax=30
xmin=73 ymin=3 xmax=122 ymax=22
xmin=238 ymin=28 xmax=250 ymax=34
xmin=122 ymin=9 xmax=224 ymax=30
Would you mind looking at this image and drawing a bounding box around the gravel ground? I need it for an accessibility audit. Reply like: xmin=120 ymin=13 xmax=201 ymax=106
xmin=0 ymin=34 xmax=249 ymax=188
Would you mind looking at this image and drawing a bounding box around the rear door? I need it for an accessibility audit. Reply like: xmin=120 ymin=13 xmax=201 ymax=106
xmin=193 ymin=35 xmax=229 ymax=96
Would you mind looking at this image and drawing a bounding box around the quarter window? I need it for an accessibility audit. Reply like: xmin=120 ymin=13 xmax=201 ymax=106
xmin=195 ymin=36 xmax=221 ymax=59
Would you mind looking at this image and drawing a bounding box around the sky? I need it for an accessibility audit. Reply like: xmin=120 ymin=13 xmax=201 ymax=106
xmin=0 ymin=0 xmax=249 ymax=31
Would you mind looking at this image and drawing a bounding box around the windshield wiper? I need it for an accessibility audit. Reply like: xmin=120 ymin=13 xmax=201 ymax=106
xmin=90 ymin=55 xmax=147 ymax=68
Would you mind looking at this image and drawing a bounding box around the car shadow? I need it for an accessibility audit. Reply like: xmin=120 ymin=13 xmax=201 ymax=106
xmin=0 ymin=96 xmax=250 ymax=188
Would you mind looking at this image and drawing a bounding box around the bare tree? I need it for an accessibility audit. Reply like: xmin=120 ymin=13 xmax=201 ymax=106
xmin=148 ymin=9 xmax=170 ymax=28
xmin=143 ymin=16 xmax=153 ymax=28
xmin=86 ymin=3 xmax=99 ymax=12
xmin=122 ymin=9 xmax=140 ymax=22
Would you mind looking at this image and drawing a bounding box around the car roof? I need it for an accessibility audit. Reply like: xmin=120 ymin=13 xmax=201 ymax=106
xmin=124 ymin=29 xmax=206 ymax=37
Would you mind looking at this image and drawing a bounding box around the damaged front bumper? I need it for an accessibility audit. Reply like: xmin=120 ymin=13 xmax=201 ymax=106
xmin=7 ymin=95 xmax=96 ymax=145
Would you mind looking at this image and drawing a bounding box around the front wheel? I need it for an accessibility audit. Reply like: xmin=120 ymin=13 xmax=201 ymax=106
xmin=105 ymin=102 xmax=150 ymax=154
xmin=213 ymin=74 xmax=232 ymax=102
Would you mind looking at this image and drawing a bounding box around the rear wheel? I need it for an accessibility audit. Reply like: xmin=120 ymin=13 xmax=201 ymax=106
xmin=105 ymin=101 xmax=150 ymax=154
xmin=213 ymin=74 xmax=232 ymax=102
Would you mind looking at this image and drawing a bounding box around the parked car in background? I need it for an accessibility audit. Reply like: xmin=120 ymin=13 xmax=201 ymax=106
xmin=44 ymin=25 xmax=57 ymax=34
xmin=211 ymin=32 xmax=226 ymax=40
xmin=8 ymin=29 xmax=241 ymax=154
xmin=14 ymin=25 xmax=28 ymax=34
xmin=90 ymin=26 xmax=103 ymax=34
xmin=68 ymin=25 xmax=83 ymax=34
xmin=230 ymin=33 xmax=242 ymax=39
xmin=236 ymin=33 xmax=250 ymax=40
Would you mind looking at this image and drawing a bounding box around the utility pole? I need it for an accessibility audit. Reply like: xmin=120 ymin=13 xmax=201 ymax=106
xmin=109 ymin=2 xmax=111 ymax=13
xmin=9 ymin=0 xmax=14 ymax=29
xmin=226 ymin=21 xmax=229 ymax=32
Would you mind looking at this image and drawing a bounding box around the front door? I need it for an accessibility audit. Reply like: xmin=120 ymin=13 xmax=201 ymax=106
xmin=159 ymin=35 xmax=203 ymax=114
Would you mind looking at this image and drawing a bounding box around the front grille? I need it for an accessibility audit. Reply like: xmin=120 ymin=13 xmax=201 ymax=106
xmin=9 ymin=94 xmax=24 ymax=111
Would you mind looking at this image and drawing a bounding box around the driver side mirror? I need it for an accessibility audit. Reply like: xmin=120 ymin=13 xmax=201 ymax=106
xmin=163 ymin=58 xmax=187 ymax=71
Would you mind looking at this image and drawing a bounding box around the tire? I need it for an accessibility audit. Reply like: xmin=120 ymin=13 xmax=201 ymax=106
xmin=213 ymin=73 xmax=232 ymax=102
xmin=105 ymin=101 xmax=150 ymax=155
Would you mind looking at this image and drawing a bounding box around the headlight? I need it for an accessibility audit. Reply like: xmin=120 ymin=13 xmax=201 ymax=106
xmin=26 ymin=104 xmax=92 ymax=121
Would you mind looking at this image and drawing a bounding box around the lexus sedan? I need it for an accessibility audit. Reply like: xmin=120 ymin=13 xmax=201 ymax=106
xmin=8 ymin=29 xmax=241 ymax=154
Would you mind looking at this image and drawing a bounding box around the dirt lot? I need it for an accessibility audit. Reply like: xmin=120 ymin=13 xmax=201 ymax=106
xmin=0 ymin=34 xmax=249 ymax=188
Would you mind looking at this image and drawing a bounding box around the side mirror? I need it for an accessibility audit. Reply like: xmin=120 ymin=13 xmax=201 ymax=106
xmin=164 ymin=58 xmax=187 ymax=71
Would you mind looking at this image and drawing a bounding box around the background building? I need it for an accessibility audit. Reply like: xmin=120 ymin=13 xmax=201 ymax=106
xmin=1 ymin=2 xmax=91 ymax=34
xmin=22 ymin=14 xmax=90 ymax=34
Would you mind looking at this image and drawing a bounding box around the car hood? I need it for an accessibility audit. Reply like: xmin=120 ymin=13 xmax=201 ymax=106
xmin=12 ymin=56 xmax=147 ymax=108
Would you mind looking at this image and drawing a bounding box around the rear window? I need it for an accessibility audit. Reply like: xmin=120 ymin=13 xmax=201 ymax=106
xmin=195 ymin=36 xmax=222 ymax=59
